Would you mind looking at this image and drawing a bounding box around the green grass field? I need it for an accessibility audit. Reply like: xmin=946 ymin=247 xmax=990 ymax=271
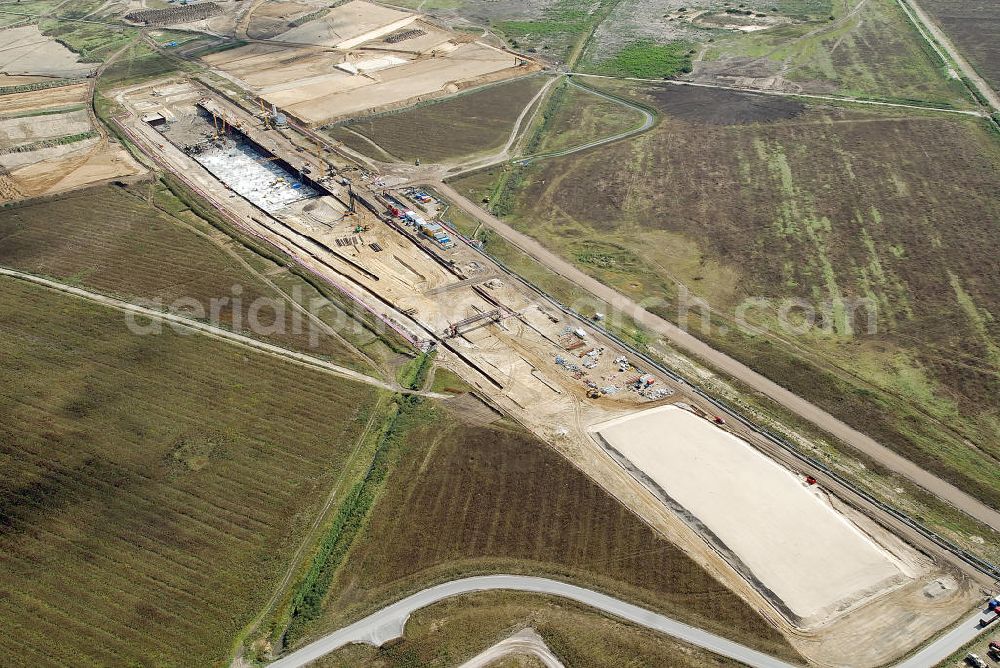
xmin=531 ymin=80 xmax=648 ymax=154
xmin=449 ymin=82 xmax=1000 ymax=516
xmin=296 ymin=400 xmax=800 ymax=662
xmin=0 ymin=278 xmax=380 ymax=667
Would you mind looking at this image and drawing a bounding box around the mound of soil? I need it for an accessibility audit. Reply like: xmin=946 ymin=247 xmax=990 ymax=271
xmin=650 ymin=85 xmax=804 ymax=125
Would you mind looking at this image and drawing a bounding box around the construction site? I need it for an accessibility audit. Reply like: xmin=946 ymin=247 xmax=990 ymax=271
xmin=108 ymin=49 xmax=987 ymax=663
xmin=202 ymin=0 xmax=539 ymax=126
xmin=0 ymin=80 xmax=143 ymax=203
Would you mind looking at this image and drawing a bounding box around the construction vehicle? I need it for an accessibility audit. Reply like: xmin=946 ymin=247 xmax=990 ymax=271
xmin=965 ymin=654 xmax=987 ymax=668
xmin=988 ymin=642 xmax=1000 ymax=662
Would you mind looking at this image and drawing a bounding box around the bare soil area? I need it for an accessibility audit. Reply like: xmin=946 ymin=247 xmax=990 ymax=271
xmin=0 ymin=25 xmax=96 ymax=78
xmin=206 ymin=39 xmax=528 ymax=125
xmin=0 ymin=82 xmax=90 ymax=114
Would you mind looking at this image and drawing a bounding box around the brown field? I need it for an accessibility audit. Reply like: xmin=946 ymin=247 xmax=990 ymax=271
xmin=332 ymin=76 xmax=548 ymax=163
xmin=0 ymin=83 xmax=90 ymax=116
xmin=0 ymin=277 xmax=380 ymax=667
xmin=315 ymin=591 xmax=740 ymax=667
xmin=313 ymin=400 xmax=800 ymax=662
xmin=450 ymin=81 xmax=1000 ymax=513
xmin=921 ymin=0 xmax=1000 ymax=93
xmin=0 ymin=183 xmax=380 ymax=370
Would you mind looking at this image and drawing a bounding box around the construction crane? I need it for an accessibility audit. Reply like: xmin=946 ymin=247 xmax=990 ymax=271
xmin=445 ymin=309 xmax=503 ymax=338
xmin=258 ymin=98 xmax=271 ymax=130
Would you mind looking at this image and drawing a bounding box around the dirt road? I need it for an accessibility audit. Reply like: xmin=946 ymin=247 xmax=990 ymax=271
xmin=433 ymin=182 xmax=1000 ymax=533
xmin=897 ymin=0 xmax=1000 ymax=113
xmin=0 ymin=266 xmax=447 ymax=399
xmin=569 ymin=72 xmax=989 ymax=118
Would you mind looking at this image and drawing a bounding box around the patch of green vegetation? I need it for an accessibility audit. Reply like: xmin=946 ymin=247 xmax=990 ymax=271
xmin=0 ymin=104 xmax=86 ymax=120
xmin=534 ymin=81 xmax=649 ymax=154
xmin=281 ymin=392 xmax=433 ymax=647
xmin=397 ymin=351 xmax=434 ymax=391
xmin=598 ymin=40 xmax=694 ymax=78
xmin=98 ymin=41 xmax=180 ymax=88
xmin=1 ymin=130 xmax=96 ymax=153
xmin=39 ymin=20 xmax=136 ymax=62
xmin=428 ymin=367 xmax=471 ymax=394
xmin=572 ymin=239 xmax=642 ymax=272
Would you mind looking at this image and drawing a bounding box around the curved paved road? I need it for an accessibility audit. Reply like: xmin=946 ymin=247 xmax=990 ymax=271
xmin=267 ymin=575 xmax=800 ymax=668
xmin=431 ymin=183 xmax=1000 ymax=533
xmin=268 ymin=576 xmax=991 ymax=668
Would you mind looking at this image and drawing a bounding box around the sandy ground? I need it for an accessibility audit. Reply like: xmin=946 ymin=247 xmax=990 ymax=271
xmin=111 ymin=80 xmax=983 ymax=667
xmin=274 ymin=0 xmax=418 ymax=49
xmin=0 ymin=82 xmax=90 ymax=115
xmin=0 ymin=109 xmax=91 ymax=145
xmin=593 ymin=404 xmax=915 ymax=627
xmin=0 ymin=25 xmax=96 ymax=78
xmin=458 ymin=628 xmax=564 ymax=668
xmin=1 ymin=138 xmax=143 ymax=202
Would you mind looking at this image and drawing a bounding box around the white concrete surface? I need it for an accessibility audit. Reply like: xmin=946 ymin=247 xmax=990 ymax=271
xmin=195 ymin=140 xmax=317 ymax=212
xmin=457 ymin=628 xmax=564 ymax=668
xmin=593 ymin=405 xmax=909 ymax=626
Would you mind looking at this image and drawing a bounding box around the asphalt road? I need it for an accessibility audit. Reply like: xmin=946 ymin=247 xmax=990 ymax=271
xmin=268 ymin=575 xmax=993 ymax=668
xmin=266 ymin=575 xmax=801 ymax=668
xmin=432 ymin=183 xmax=1000 ymax=534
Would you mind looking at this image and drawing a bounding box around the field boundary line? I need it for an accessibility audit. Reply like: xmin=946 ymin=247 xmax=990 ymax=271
xmin=567 ymin=72 xmax=989 ymax=118
xmin=0 ymin=266 xmax=447 ymax=399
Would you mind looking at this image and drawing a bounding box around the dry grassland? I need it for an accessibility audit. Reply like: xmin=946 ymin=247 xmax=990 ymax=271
xmin=333 ymin=76 xmax=548 ymax=162
xmin=0 ymin=278 xmax=379 ymax=667
xmin=0 ymin=183 xmax=374 ymax=368
xmin=922 ymin=0 xmax=1000 ymax=93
